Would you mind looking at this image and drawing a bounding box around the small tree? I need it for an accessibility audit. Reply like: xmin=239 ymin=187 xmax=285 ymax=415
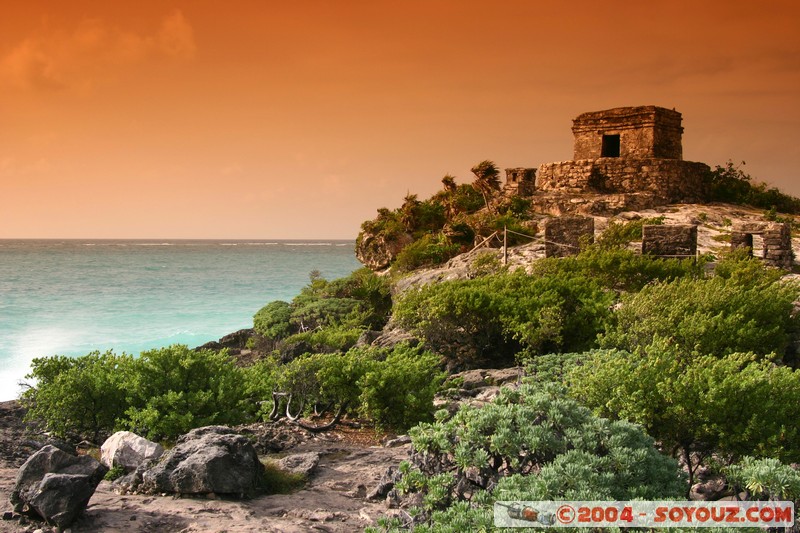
xmin=470 ymin=160 xmax=501 ymax=213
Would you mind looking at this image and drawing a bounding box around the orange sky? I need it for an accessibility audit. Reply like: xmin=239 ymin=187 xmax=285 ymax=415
xmin=1 ymin=0 xmax=799 ymax=239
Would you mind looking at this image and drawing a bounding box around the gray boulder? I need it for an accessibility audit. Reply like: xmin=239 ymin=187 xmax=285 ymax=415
xmin=275 ymin=452 xmax=319 ymax=477
xmin=100 ymin=431 xmax=164 ymax=472
xmin=10 ymin=445 xmax=108 ymax=528
xmin=139 ymin=426 xmax=262 ymax=497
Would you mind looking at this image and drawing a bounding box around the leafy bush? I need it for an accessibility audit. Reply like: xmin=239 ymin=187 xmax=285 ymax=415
xmin=531 ymin=244 xmax=705 ymax=292
xmin=384 ymin=383 xmax=684 ymax=530
xmin=123 ymin=345 xmax=249 ymax=441
xmin=241 ymin=356 xmax=280 ymax=418
xmin=394 ymin=269 xmax=613 ymax=368
xmin=448 ymin=183 xmax=484 ymax=214
xmin=23 ymin=345 xmax=254 ymax=442
xmin=253 ymin=300 xmax=292 ymax=339
xmin=569 ymin=341 xmax=800 ymax=486
xmin=22 ymin=351 xmax=134 ymax=442
xmin=253 ymin=268 xmax=392 ymax=357
xmin=272 ymin=344 xmax=444 ymax=431
xmin=600 ymin=256 xmax=800 ymax=358
xmin=392 ymin=233 xmax=461 ymax=273
xmin=725 ymin=456 xmax=800 ymax=501
xmin=357 ymin=344 xmax=445 ymax=431
xmin=706 ymin=160 xmax=800 ymax=213
xmin=283 ymin=325 xmax=363 ymax=354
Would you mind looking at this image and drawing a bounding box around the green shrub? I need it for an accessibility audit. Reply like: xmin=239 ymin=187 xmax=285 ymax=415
xmin=283 ymin=325 xmax=363 ymax=354
xmin=448 ymin=183 xmax=485 ymax=214
xmin=394 ymin=269 xmax=613 ymax=368
xmin=530 ymin=244 xmax=704 ymax=292
xmin=725 ymin=456 xmax=800 ymax=501
xmin=600 ymin=257 xmax=800 ymax=358
xmin=123 ymin=345 xmax=249 ymax=441
xmin=386 ymin=383 xmax=684 ymax=529
xmin=271 ymin=344 xmax=444 ymax=431
xmin=392 ymin=233 xmax=461 ymax=273
xmin=22 ymin=351 xmax=134 ymax=442
xmin=706 ymin=160 xmax=800 ymax=213
xmin=357 ymin=344 xmax=445 ymax=431
xmin=569 ymin=341 xmax=800 ymax=486
xmin=253 ymin=300 xmax=292 ymax=339
xmin=241 ymin=356 xmax=280 ymax=418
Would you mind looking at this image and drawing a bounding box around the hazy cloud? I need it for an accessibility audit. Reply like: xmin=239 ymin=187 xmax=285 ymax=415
xmin=1 ymin=10 xmax=196 ymax=91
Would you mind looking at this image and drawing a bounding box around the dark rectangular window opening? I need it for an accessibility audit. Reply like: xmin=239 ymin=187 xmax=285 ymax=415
xmin=601 ymin=134 xmax=621 ymax=157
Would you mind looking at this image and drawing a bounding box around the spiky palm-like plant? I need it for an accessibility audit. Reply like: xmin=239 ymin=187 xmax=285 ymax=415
xmin=470 ymin=160 xmax=501 ymax=213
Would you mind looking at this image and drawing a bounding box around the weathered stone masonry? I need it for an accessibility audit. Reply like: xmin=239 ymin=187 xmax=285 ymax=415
xmin=544 ymin=216 xmax=594 ymax=258
xmin=530 ymin=106 xmax=710 ymax=207
xmin=642 ymin=224 xmax=698 ymax=257
xmin=731 ymin=222 xmax=793 ymax=269
xmin=503 ymin=167 xmax=536 ymax=196
xmin=572 ymin=106 xmax=684 ymax=160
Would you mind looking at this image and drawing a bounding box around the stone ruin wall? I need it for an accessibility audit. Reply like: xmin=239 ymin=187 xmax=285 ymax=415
xmin=641 ymin=224 xmax=697 ymax=257
xmin=544 ymin=216 xmax=594 ymax=258
xmin=572 ymin=106 xmax=684 ymax=160
xmin=731 ymin=222 xmax=793 ymax=270
xmin=535 ymin=159 xmax=709 ymax=205
xmin=503 ymin=167 xmax=536 ymax=196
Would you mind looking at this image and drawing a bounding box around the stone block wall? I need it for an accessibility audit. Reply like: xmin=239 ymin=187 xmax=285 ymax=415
xmin=544 ymin=216 xmax=594 ymax=257
xmin=572 ymin=106 xmax=683 ymax=160
xmin=730 ymin=222 xmax=793 ymax=269
xmin=503 ymin=167 xmax=536 ymax=196
xmin=535 ymin=159 xmax=709 ymax=204
xmin=642 ymin=224 xmax=697 ymax=257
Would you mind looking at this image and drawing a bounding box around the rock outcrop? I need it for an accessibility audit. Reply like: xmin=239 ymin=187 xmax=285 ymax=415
xmin=100 ymin=431 xmax=164 ymax=473
xmin=10 ymin=445 xmax=108 ymax=529
xmin=138 ymin=426 xmax=263 ymax=497
xmin=355 ymin=231 xmax=413 ymax=271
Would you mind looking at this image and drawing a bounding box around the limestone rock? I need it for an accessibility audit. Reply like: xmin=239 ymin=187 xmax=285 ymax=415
xmin=11 ymin=445 xmax=108 ymax=529
xmin=367 ymin=466 xmax=401 ymax=501
xmin=690 ymin=476 xmax=729 ymax=501
xmin=355 ymin=230 xmax=413 ymax=270
xmin=138 ymin=426 xmax=263 ymax=497
xmin=100 ymin=431 xmax=164 ymax=472
xmin=275 ymin=452 xmax=320 ymax=477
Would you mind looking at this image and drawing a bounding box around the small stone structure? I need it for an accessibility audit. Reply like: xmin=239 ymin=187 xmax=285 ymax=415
xmin=642 ymin=224 xmax=697 ymax=258
xmin=730 ymin=222 xmax=793 ymax=269
xmin=496 ymin=106 xmax=711 ymax=216
xmin=544 ymin=216 xmax=594 ymax=257
xmin=503 ymin=167 xmax=536 ymax=196
xmin=572 ymin=106 xmax=684 ymax=160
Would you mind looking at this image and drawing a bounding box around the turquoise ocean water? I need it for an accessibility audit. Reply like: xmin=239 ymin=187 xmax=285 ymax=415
xmin=0 ymin=240 xmax=361 ymax=401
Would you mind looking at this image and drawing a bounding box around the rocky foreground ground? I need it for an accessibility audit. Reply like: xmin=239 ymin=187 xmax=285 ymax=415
xmin=0 ymin=401 xmax=411 ymax=533
xmin=0 ymin=369 xmax=519 ymax=533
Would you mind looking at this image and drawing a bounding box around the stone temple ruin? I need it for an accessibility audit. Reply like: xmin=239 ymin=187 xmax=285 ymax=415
xmin=506 ymin=105 xmax=710 ymax=215
xmin=520 ymin=107 xmax=793 ymax=268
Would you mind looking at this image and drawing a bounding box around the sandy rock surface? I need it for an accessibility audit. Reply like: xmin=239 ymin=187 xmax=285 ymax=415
xmin=0 ymin=402 xmax=411 ymax=532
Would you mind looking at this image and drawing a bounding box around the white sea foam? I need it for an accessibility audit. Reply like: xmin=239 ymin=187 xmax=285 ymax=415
xmin=0 ymin=326 xmax=86 ymax=401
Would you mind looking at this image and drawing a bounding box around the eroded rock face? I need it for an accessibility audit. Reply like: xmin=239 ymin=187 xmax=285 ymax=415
xmin=355 ymin=230 xmax=413 ymax=270
xmin=100 ymin=431 xmax=164 ymax=472
xmin=138 ymin=426 xmax=262 ymax=497
xmin=11 ymin=445 xmax=108 ymax=529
